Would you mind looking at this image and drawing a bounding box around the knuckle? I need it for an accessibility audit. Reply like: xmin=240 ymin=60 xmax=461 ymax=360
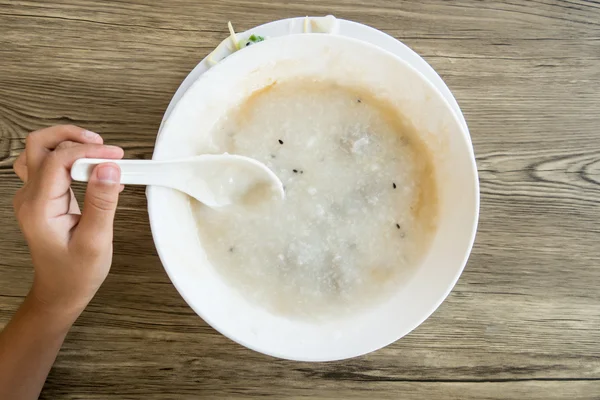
xmin=44 ymin=150 xmax=61 ymax=166
xmin=13 ymin=162 xmax=26 ymax=181
xmin=13 ymin=158 xmax=22 ymax=172
xmin=88 ymin=192 xmax=117 ymax=212
xmin=25 ymin=131 xmax=39 ymax=147
xmin=57 ymin=124 xmax=79 ymax=133
xmin=55 ymin=140 xmax=78 ymax=151
xmin=13 ymin=151 xmax=25 ymax=167
xmin=15 ymin=200 xmax=35 ymax=230
xmin=87 ymin=241 xmax=105 ymax=257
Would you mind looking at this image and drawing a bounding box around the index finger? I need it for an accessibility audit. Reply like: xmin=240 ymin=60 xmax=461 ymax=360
xmin=26 ymin=125 xmax=103 ymax=175
xmin=31 ymin=143 xmax=124 ymax=201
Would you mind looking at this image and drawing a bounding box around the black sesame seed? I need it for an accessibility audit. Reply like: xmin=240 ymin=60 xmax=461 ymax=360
xmin=300 ymin=170 xmax=304 ymax=174
xmin=393 ymin=182 xmax=397 ymax=189
xmin=270 ymin=154 xmax=276 ymax=159
xmin=293 ymin=169 xmax=298 ymax=173
xmin=396 ymin=223 xmax=401 ymax=229
xmin=278 ymin=139 xmax=284 ymax=144
xmin=357 ymin=98 xmax=362 ymax=103
xmin=229 ymin=246 xmax=235 ymax=253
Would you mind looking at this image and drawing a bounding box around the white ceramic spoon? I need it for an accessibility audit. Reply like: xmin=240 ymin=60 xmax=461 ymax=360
xmin=71 ymin=154 xmax=285 ymax=208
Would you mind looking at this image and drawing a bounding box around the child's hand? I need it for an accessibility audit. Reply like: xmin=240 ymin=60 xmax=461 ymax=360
xmin=12 ymin=125 xmax=124 ymax=318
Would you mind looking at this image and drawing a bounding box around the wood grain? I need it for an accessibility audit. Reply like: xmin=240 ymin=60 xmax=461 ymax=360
xmin=1 ymin=0 xmax=600 ymax=398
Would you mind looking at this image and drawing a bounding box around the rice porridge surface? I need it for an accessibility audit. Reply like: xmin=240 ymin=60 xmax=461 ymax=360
xmin=191 ymin=79 xmax=438 ymax=320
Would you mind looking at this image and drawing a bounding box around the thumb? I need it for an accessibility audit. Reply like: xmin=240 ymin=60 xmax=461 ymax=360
xmin=76 ymin=163 xmax=121 ymax=241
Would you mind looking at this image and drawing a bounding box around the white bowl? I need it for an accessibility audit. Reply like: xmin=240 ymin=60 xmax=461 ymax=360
xmin=148 ymin=34 xmax=479 ymax=361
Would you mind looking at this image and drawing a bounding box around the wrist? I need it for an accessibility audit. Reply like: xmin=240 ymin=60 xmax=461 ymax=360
xmin=27 ymin=281 xmax=89 ymax=324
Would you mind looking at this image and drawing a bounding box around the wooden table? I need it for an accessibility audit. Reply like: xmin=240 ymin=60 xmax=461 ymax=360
xmin=1 ymin=1 xmax=599 ymax=398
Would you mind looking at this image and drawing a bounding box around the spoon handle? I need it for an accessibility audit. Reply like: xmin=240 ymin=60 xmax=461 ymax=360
xmin=71 ymin=158 xmax=172 ymax=185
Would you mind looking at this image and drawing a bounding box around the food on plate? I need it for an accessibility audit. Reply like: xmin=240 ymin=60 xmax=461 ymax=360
xmin=192 ymin=79 xmax=438 ymax=320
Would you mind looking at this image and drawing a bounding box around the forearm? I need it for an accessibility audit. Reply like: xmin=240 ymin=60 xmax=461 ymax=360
xmin=0 ymin=291 xmax=80 ymax=400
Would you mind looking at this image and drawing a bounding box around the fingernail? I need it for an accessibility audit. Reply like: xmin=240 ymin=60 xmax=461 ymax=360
xmin=96 ymin=164 xmax=120 ymax=184
xmin=83 ymin=130 xmax=101 ymax=142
